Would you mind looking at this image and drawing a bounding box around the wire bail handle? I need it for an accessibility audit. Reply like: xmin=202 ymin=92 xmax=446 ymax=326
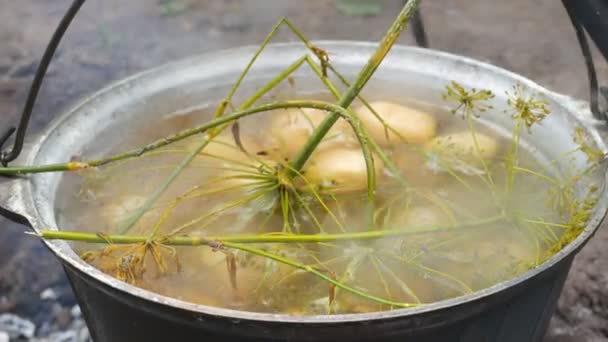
xmin=0 ymin=0 xmax=85 ymax=166
xmin=1 ymin=0 xmax=606 ymax=166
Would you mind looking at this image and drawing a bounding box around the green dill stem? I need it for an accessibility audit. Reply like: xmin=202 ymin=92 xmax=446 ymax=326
xmin=221 ymin=242 xmax=417 ymax=308
xmin=0 ymin=58 xmax=310 ymax=177
xmin=224 ymin=18 xmax=292 ymax=103
xmin=154 ymin=91 xmax=382 ymax=237
xmin=0 ymin=101 xmax=355 ymax=176
xmin=119 ymin=98 xmax=351 ymax=235
xmin=0 ymin=164 xmax=77 ymax=175
xmin=0 ymin=1 xmax=421 ymax=177
xmin=325 ymin=64 xmax=408 ymax=188
xmin=282 ymin=163 xmax=347 ymax=233
xmin=302 ymin=56 xmax=406 ymax=205
xmin=38 ymin=214 xmax=503 ymax=245
xmin=168 ymin=184 xmax=279 ymax=236
xmin=280 ymin=187 xmax=292 ymax=233
xmin=289 ymin=0 xmax=421 ymax=173
xmin=117 ymin=136 xmax=213 ymax=234
xmin=133 ymin=56 xmax=312 ymax=235
xmin=465 ymin=111 xmax=498 ymax=202
xmin=512 ymin=166 xmax=560 ymax=185
xmin=269 ymin=20 xmax=409 ymax=188
xmin=238 ymin=56 xmax=307 ymax=110
xmin=519 ymin=218 xmax=570 ymax=229
xmin=505 ymin=121 xmax=523 ymax=197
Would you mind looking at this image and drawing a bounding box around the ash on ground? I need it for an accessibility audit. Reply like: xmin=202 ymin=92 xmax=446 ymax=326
xmin=0 ymin=302 xmax=88 ymax=342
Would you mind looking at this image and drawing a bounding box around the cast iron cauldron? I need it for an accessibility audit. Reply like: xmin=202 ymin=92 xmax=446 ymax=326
xmin=1 ymin=42 xmax=607 ymax=342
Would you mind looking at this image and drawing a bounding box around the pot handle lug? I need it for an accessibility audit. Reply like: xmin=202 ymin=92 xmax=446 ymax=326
xmin=0 ymin=145 xmax=35 ymax=227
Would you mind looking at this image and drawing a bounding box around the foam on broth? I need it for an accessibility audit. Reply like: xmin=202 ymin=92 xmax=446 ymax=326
xmin=55 ymin=92 xmax=565 ymax=314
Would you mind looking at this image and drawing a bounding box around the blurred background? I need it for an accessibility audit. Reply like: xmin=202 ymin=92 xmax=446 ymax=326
xmin=0 ymin=0 xmax=607 ymax=341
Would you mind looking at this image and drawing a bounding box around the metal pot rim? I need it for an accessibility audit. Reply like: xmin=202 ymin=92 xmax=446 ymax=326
xmin=14 ymin=41 xmax=608 ymax=324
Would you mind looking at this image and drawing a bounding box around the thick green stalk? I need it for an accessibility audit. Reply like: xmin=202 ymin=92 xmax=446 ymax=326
xmin=0 ymin=101 xmax=354 ymax=175
xmin=0 ymin=57 xmax=311 ymax=177
xmin=301 ymin=55 xmax=408 ymax=188
xmin=38 ymin=214 xmax=504 ymax=244
xmin=0 ymin=162 xmax=87 ymax=175
xmin=270 ymin=19 xmax=407 ymax=183
xmin=289 ymin=0 xmax=421 ymax=173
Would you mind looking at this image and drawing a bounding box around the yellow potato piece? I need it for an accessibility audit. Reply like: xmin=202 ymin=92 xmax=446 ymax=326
xmin=103 ymin=196 xmax=146 ymax=220
xmin=189 ymin=248 xmax=296 ymax=299
xmin=179 ymin=248 xmax=266 ymax=298
xmin=355 ymin=101 xmax=437 ymax=146
xmin=302 ymin=147 xmax=384 ymax=193
xmin=397 ymin=206 xmax=450 ymax=230
xmin=427 ymin=131 xmax=499 ymax=163
xmin=191 ymin=134 xmax=274 ymax=189
xmin=192 ymin=134 xmax=261 ymax=165
xmin=392 ymin=147 xmax=443 ymax=186
xmin=268 ymin=108 xmax=353 ymax=161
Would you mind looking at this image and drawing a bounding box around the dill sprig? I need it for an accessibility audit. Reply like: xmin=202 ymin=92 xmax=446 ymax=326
xmin=573 ymin=127 xmax=606 ymax=164
xmin=548 ymin=185 xmax=598 ymax=255
xmin=442 ymin=81 xmax=495 ymax=119
xmin=506 ymin=84 xmax=551 ymax=130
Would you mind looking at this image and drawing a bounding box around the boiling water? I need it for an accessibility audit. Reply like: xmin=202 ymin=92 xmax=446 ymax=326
xmin=56 ymin=94 xmax=567 ymax=314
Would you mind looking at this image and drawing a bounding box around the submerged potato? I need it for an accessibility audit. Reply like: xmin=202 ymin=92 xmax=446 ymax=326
xmin=192 ymin=134 xmax=275 ymax=189
xmin=268 ymin=108 xmax=353 ymax=161
xmin=438 ymin=236 xmax=538 ymax=289
xmin=386 ymin=205 xmax=450 ymax=232
xmin=426 ymin=131 xmax=499 ymax=163
xmin=177 ymin=248 xmax=265 ymax=300
xmin=392 ymin=147 xmax=444 ymax=186
xmin=103 ymin=195 xmax=146 ymax=220
xmin=101 ymin=195 xmax=152 ymax=231
xmin=195 ymin=134 xmax=262 ymax=165
xmin=399 ymin=206 xmax=450 ymax=228
xmin=302 ymin=147 xmax=384 ymax=193
xmin=181 ymin=247 xmax=302 ymax=303
xmin=355 ymin=101 xmax=437 ymax=146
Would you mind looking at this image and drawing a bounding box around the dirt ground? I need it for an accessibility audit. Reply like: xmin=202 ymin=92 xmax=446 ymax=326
xmin=1 ymin=0 xmax=607 ymax=340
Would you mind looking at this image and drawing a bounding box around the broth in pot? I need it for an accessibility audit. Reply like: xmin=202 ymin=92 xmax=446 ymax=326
xmin=55 ymin=84 xmax=601 ymax=315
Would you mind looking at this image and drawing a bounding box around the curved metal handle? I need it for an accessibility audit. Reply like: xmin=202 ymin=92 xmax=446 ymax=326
xmin=563 ymin=0 xmax=608 ymax=61
xmin=562 ymin=0 xmax=608 ymax=122
xmin=0 ymin=0 xmax=85 ymax=166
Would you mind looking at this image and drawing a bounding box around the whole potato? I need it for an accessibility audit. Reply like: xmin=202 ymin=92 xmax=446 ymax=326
xmin=268 ymin=108 xmax=353 ymax=161
xmin=394 ymin=205 xmax=450 ymax=231
xmin=426 ymin=131 xmax=499 ymax=164
xmin=302 ymin=146 xmax=384 ymax=194
xmin=355 ymin=101 xmax=437 ymax=146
